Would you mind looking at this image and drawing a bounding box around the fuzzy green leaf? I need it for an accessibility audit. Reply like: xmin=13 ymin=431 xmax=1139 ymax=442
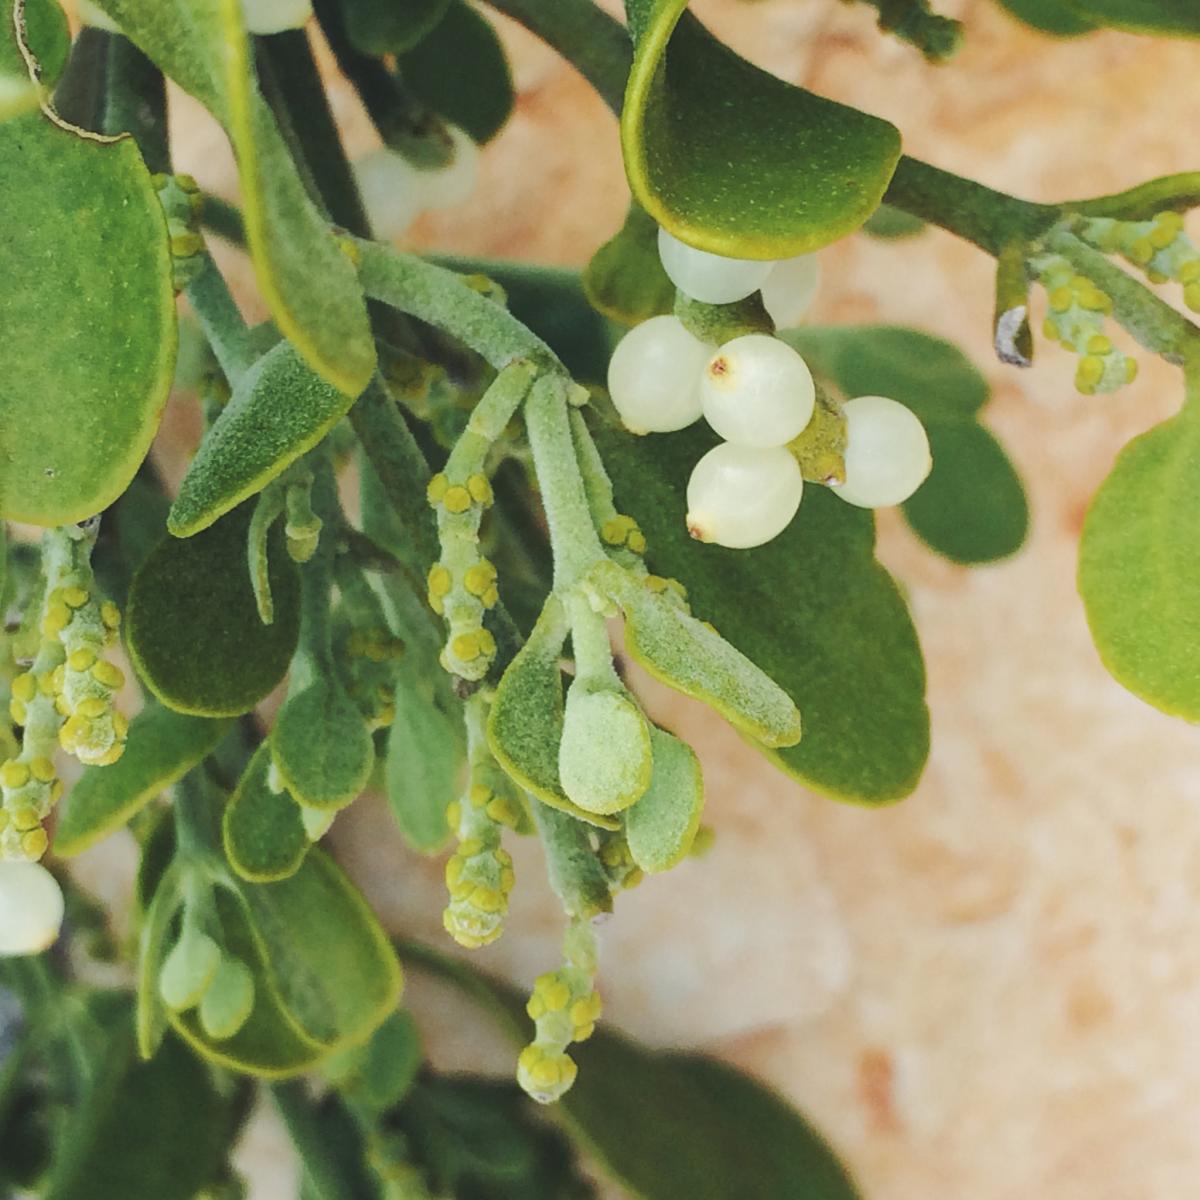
xmin=223 ymin=744 xmax=310 ymax=882
xmin=93 ymin=0 xmax=375 ymax=394
xmin=625 ymin=726 xmax=703 ymax=873
xmin=342 ymin=0 xmax=452 ymax=53
xmin=385 ymin=673 xmax=464 ymax=853
xmin=621 ymin=0 xmax=901 ymax=258
xmin=487 ymin=598 xmax=620 ymax=830
xmin=1079 ymin=409 xmax=1200 ymax=720
xmin=1065 ymin=0 xmax=1200 ymax=34
xmin=787 ymin=325 xmax=1029 ymax=565
xmin=169 ymin=342 xmax=358 ymax=537
xmin=0 ymin=13 xmax=175 ymax=525
xmin=271 ymin=681 xmax=375 ymax=811
xmin=398 ymin=1 xmax=514 ymax=144
xmin=594 ymin=560 xmax=802 ymax=749
xmin=583 ymin=202 xmax=676 ymax=327
xmin=596 ymin=421 xmax=928 ymax=804
xmin=54 ymin=707 xmax=230 ymax=857
xmin=126 ymin=505 xmax=301 ymax=717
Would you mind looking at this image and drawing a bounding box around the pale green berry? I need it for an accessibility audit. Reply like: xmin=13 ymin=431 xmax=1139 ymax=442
xmin=607 ymin=315 xmax=709 ymax=434
xmin=159 ymin=928 xmax=222 ymax=1012
xmin=834 ymin=395 xmax=932 ymax=508
xmin=242 ymin=0 xmax=313 ymax=34
xmin=198 ymin=956 xmax=256 ymax=1040
xmin=686 ymin=443 xmax=803 ymax=549
xmin=700 ymin=334 xmax=815 ymax=448
xmin=353 ymin=149 xmax=425 ymax=241
xmin=0 ymin=862 xmax=64 ymax=957
xmin=420 ymin=126 xmax=480 ymax=210
xmin=558 ymin=681 xmax=652 ymax=815
xmin=657 ymin=228 xmax=775 ymax=305
xmin=760 ymin=254 xmax=821 ymax=327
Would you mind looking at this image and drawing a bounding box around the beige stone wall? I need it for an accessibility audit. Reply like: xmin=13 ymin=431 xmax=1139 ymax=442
xmin=166 ymin=3 xmax=1200 ymax=1196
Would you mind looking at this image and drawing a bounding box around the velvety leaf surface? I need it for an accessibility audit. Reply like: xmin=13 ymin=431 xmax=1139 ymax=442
xmin=0 ymin=14 xmax=175 ymax=525
xmin=786 ymin=325 xmax=1029 ymax=565
xmin=54 ymin=707 xmax=230 ymax=856
xmin=621 ymin=0 xmax=901 ymax=257
xmin=342 ymin=0 xmax=452 ymax=53
xmin=93 ymin=0 xmax=375 ymax=394
xmin=583 ymin=202 xmax=676 ymax=326
xmin=169 ymin=341 xmax=357 ymax=536
xmin=1079 ymin=409 xmax=1200 ymax=720
xmin=126 ymin=505 xmax=301 ymax=717
xmin=224 ymin=743 xmax=309 ymax=881
xmin=398 ymin=1 xmax=514 ymax=144
xmin=625 ymin=726 xmax=703 ymax=872
xmin=596 ymin=420 xmax=929 ymax=804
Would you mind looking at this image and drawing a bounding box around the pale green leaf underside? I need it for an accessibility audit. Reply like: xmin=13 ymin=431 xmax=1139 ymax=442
xmin=223 ymin=743 xmax=309 ymax=882
xmin=625 ymin=726 xmax=704 ymax=872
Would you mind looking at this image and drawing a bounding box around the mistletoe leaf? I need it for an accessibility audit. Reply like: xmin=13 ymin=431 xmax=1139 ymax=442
xmin=625 ymin=726 xmax=704 ymax=873
xmin=786 ymin=325 xmax=1028 ymax=564
xmin=169 ymin=341 xmax=358 ymax=537
xmin=54 ymin=707 xmax=230 ymax=857
xmin=0 ymin=9 xmax=175 ymax=525
xmin=994 ymin=0 xmax=1099 ymax=34
xmin=584 ymin=201 xmax=676 ymax=326
xmin=1064 ymin=0 xmax=1200 ymax=35
xmin=1079 ymin=408 xmax=1200 ymax=719
xmin=126 ymin=505 xmax=301 ymax=717
xmin=341 ymin=0 xmax=452 ymax=53
xmin=385 ymin=674 xmax=465 ymax=853
xmin=92 ymin=0 xmax=375 ymax=394
xmin=596 ymin=421 xmax=929 ymax=804
xmin=223 ymin=744 xmax=309 ymax=882
xmin=621 ymin=0 xmax=901 ymax=258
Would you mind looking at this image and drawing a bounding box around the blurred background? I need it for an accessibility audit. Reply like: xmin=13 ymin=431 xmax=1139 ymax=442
xmin=80 ymin=1 xmax=1200 ymax=1195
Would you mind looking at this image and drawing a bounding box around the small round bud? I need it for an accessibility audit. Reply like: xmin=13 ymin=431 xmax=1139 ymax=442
xmin=657 ymin=228 xmax=774 ymax=305
xmin=159 ymin=928 xmax=222 ymax=1012
xmin=700 ymin=334 xmax=815 ymax=448
xmin=241 ymin=0 xmax=313 ymax=35
xmin=352 ymin=149 xmax=424 ymax=241
xmin=759 ymin=254 xmax=821 ymax=327
xmin=0 ymin=862 xmax=65 ymax=956
xmin=607 ymin=316 xmax=709 ymax=434
xmin=834 ymin=395 xmax=932 ymax=509
xmin=198 ymin=956 xmax=256 ymax=1040
xmin=686 ymin=443 xmax=803 ymax=549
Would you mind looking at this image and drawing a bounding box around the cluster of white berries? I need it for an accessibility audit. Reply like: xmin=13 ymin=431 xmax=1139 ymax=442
xmin=607 ymin=230 xmax=932 ymax=548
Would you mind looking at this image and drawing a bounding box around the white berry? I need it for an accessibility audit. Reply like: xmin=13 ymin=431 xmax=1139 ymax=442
xmin=835 ymin=395 xmax=932 ymax=508
xmin=607 ymin=315 xmax=709 ymax=434
xmin=353 ymin=149 xmax=425 ymax=241
xmin=700 ymin=334 xmax=815 ymax=448
xmin=760 ymin=255 xmax=821 ymax=328
xmin=0 ymin=862 xmax=65 ymax=957
xmin=657 ymin=229 xmax=774 ymax=306
xmin=242 ymin=0 xmax=313 ymax=34
xmin=686 ymin=443 xmax=803 ymax=549
xmin=419 ymin=127 xmax=480 ymax=210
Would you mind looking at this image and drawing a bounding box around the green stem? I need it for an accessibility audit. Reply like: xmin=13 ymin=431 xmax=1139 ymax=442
xmin=530 ymin=800 xmax=612 ymax=920
xmin=291 ymin=458 xmax=339 ymax=689
xmin=271 ymin=1083 xmax=368 ymax=1200
xmin=185 ymin=254 xmax=259 ymax=384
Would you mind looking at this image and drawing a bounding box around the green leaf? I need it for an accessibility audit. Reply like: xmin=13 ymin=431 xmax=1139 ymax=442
xmin=169 ymin=341 xmax=359 ymax=537
xmin=1065 ymin=0 xmax=1200 ymax=34
xmin=169 ymin=851 xmax=403 ymax=1076
xmin=596 ymin=420 xmax=929 ymax=804
xmin=995 ymin=0 xmax=1099 ymax=33
xmin=323 ymin=1010 xmax=423 ymax=1118
xmin=621 ymin=0 xmax=901 ymax=258
xmin=860 ymin=203 xmax=927 ymax=240
xmin=13 ymin=0 xmax=70 ymax=89
xmin=126 ymin=504 xmax=301 ymax=717
xmin=487 ymin=598 xmax=620 ymax=830
xmin=44 ymin=1029 xmax=249 ymax=1200
xmin=223 ymin=744 xmax=310 ymax=882
xmin=342 ymin=0 xmax=453 ymax=53
xmin=93 ymin=0 xmax=375 ymax=394
xmin=385 ymin=672 xmax=464 ymax=853
xmin=594 ymin=560 xmax=802 ymax=749
xmin=398 ymin=0 xmax=514 ymax=144
xmin=0 ymin=14 xmax=175 ymax=525
xmin=270 ymin=681 xmax=375 ymax=810
xmin=1078 ymin=408 xmax=1200 ymax=720
xmin=54 ymin=707 xmax=230 ymax=857
xmin=583 ymin=202 xmax=676 ymax=326
xmin=137 ymin=863 xmax=183 ymax=1059
xmin=625 ymin=726 xmax=703 ymax=873
xmin=786 ymin=325 xmax=1029 ymax=565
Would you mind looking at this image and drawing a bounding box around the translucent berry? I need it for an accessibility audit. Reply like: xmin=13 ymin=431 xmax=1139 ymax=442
xmin=352 ymin=149 xmax=425 ymax=241
xmin=657 ymin=228 xmax=775 ymax=305
xmin=607 ymin=316 xmax=709 ymax=434
xmin=0 ymin=861 xmax=64 ymax=956
xmin=834 ymin=395 xmax=932 ymax=509
xmin=420 ymin=126 xmax=480 ymax=210
xmin=241 ymin=0 xmax=313 ymax=34
xmin=759 ymin=254 xmax=821 ymax=327
xmin=686 ymin=443 xmax=804 ymax=549
xmin=700 ymin=334 xmax=816 ymax=448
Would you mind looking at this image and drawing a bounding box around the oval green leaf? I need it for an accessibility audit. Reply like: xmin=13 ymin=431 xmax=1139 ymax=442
xmin=621 ymin=0 xmax=901 ymax=258
xmin=342 ymin=0 xmax=452 ymax=53
xmin=54 ymin=707 xmax=230 ymax=857
xmin=126 ymin=505 xmax=301 ymax=717
xmin=995 ymin=0 xmax=1099 ymax=34
xmin=223 ymin=743 xmax=309 ymax=882
xmin=1065 ymin=0 xmax=1200 ymax=34
xmin=625 ymin=725 xmax=704 ymax=873
xmin=584 ymin=201 xmax=676 ymax=326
